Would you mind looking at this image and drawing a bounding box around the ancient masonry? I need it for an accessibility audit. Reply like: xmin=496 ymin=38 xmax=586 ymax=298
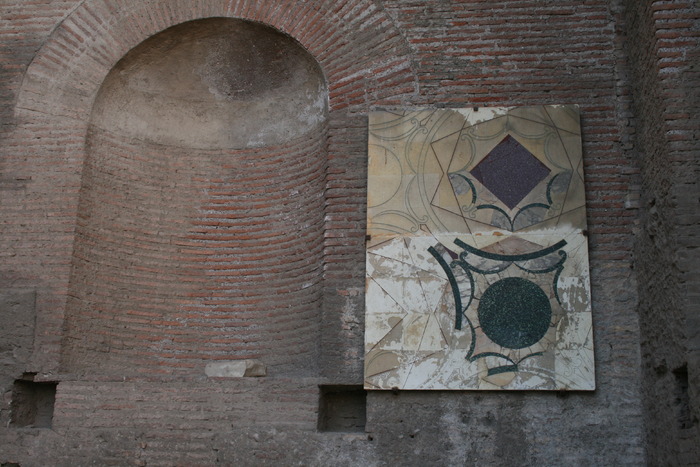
xmin=0 ymin=0 xmax=698 ymax=465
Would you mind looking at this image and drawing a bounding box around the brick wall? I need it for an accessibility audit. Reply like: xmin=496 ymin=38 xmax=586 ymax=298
xmin=63 ymin=127 xmax=328 ymax=376
xmin=1 ymin=0 xmax=690 ymax=464
xmin=625 ymin=0 xmax=700 ymax=463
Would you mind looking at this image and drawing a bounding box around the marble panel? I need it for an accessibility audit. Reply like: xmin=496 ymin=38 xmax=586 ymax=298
xmin=365 ymin=106 xmax=594 ymax=390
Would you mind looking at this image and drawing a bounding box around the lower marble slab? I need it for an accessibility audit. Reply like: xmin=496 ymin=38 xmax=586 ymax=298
xmin=364 ymin=232 xmax=594 ymax=390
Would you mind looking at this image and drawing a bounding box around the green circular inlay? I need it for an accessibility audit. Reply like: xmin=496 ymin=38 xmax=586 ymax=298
xmin=478 ymin=277 xmax=551 ymax=350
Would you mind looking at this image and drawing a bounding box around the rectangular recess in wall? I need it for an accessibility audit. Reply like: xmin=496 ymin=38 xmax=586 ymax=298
xmin=318 ymin=385 xmax=366 ymax=432
xmin=10 ymin=378 xmax=57 ymax=428
xmin=673 ymin=364 xmax=694 ymax=429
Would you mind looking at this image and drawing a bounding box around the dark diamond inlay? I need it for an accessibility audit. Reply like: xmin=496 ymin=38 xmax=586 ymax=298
xmin=470 ymin=135 xmax=550 ymax=209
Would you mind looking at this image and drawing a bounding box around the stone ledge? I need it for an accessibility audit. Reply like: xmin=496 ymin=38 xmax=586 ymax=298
xmin=204 ymin=360 xmax=267 ymax=378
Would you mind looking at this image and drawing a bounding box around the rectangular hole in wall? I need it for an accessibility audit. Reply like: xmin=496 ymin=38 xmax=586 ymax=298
xmin=10 ymin=378 xmax=57 ymax=429
xmin=318 ymin=385 xmax=366 ymax=432
xmin=673 ymin=364 xmax=694 ymax=430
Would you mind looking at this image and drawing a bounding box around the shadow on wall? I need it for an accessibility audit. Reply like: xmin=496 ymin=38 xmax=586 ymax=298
xmin=61 ymin=18 xmax=329 ymax=378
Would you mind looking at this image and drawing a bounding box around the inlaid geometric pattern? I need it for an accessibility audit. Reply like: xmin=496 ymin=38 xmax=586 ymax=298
xmin=365 ymin=106 xmax=594 ymax=390
xmin=470 ymin=135 xmax=551 ymax=209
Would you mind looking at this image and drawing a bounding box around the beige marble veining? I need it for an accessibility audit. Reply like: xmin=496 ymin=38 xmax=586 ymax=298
xmin=365 ymin=106 xmax=595 ymax=390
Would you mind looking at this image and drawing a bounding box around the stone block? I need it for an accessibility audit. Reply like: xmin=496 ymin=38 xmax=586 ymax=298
xmin=204 ymin=360 xmax=266 ymax=378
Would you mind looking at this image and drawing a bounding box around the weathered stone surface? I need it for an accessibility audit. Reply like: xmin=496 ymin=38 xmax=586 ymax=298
xmin=0 ymin=290 xmax=36 ymax=428
xmin=0 ymin=290 xmax=36 ymax=367
xmin=91 ymin=19 xmax=326 ymax=150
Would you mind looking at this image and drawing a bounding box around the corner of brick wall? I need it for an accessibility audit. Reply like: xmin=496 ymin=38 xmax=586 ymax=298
xmin=624 ymin=0 xmax=700 ymax=463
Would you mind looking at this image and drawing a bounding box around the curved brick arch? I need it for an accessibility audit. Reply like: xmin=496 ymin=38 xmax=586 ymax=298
xmin=61 ymin=18 xmax=332 ymax=376
xmin=12 ymin=0 xmax=418 ymax=373
xmin=16 ymin=0 xmax=418 ymax=120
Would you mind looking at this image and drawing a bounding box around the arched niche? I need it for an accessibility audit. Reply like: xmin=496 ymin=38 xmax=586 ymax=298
xmin=62 ymin=18 xmax=328 ymax=377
